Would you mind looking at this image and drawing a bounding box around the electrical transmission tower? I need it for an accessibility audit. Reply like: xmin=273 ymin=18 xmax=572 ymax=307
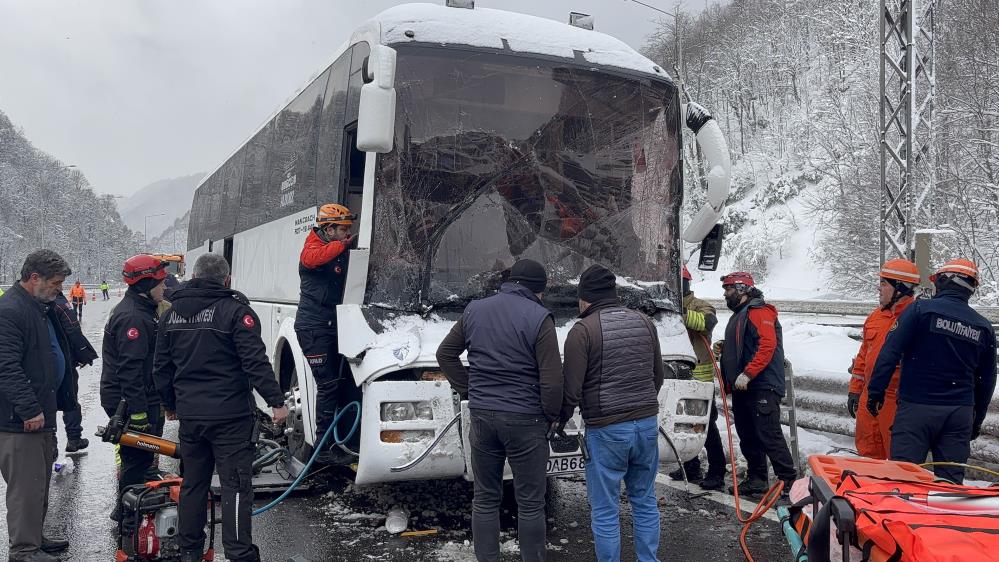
xmin=879 ymin=0 xmax=937 ymax=263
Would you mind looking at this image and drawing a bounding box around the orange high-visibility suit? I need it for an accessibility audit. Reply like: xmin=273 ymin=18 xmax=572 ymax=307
xmin=69 ymin=283 xmax=87 ymax=303
xmin=849 ymin=295 xmax=914 ymax=459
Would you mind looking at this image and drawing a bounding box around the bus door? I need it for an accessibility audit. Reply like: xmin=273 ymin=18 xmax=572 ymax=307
xmin=341 ymin=123 xmax=365 ymax=234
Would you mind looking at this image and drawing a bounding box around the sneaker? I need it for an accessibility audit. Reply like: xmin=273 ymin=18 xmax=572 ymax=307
xmin=65 ymin=438 xmax=89 ymax=453
xmin=699 ymin=473 xmax=726 ymax=491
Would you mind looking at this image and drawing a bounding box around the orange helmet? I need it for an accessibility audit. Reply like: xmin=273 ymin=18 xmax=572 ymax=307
xmin=316 ymin=203 xmax=356 ymax=227
xmin=880 ymin=258 xmax=921 ymax=285
xmin=682 ymin=265 xmax=692 ymax=281
xmin=930 ymin=259 xmax=979 ymax=285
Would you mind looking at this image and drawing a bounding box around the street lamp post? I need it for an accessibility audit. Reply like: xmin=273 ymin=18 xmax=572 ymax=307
xmin=144 ymin=213 xmax=166 ymax=252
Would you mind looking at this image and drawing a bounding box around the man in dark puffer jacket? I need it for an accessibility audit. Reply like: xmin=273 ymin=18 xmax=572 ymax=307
xmin=560 ymin=264 xmax=664 ymax=562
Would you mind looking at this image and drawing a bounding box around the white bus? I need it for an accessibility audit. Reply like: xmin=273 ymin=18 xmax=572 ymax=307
xmin=185 ymin=1 xmax=731 ymax=485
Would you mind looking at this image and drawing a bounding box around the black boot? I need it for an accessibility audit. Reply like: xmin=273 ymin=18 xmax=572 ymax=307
xmin=65 ymin=438 xmax=89 ymax=453
xmin=179 ymin=551 xmax=203 ymax=562
xmin=669 ymin=458 xmax=702 ymax=482
xmin=699 ymin=471 xmax=726 ymax=491
xmin=729 ymin=478 xmax=769 ymax=497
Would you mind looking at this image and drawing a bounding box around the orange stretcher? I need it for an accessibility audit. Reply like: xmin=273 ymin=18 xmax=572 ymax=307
xmin=781 ymin=455 xmax=999 ymax=562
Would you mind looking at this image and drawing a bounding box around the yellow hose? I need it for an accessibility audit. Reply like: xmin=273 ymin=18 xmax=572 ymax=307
xmin=919 ymin=461 xmax=999 ymax=480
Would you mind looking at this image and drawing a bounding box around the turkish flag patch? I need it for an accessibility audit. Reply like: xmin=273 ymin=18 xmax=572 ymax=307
xmin=242 ymin=314 xmax=255 ymax=328
xmin=126 ymin=327 xmax=140 ymax=340
xmin=335 ymin=266 xmax=343 ymax=274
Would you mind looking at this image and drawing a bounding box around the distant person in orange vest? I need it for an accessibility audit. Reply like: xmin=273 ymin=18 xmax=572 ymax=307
xmin=69 ymin=281 xmax=87 ymax=321
xmin=847 ymin=259 xmax=920 ymax=459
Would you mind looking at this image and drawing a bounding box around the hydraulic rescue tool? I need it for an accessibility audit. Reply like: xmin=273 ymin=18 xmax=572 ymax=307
xmin=96 ymin=400 xmax=311 ymax=562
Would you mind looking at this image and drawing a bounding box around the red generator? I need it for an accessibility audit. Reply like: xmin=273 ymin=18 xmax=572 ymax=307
xmin=115 ymin=478 xmax=215 ymax=562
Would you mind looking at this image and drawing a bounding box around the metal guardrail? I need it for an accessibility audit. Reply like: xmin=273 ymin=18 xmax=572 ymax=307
xmin=705 ymin=298 xmax=999 ymax=323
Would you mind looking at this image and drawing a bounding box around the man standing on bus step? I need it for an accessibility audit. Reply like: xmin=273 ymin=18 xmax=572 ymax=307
xmin=559 ymin=264 xmax=664 ymax=562
xmin=670 ymin=265 xmax=726 ymax=491
xmin=69 ymin=280 xmax=86 ymax=321
xmin=100 ymin=254 xmax=168 ymax=520
xmin=846 ymin=259 xmax=920 ymax=460
xmin=295 ymin=203 xmax=356 ymax=465
xmin=867 ymin=259 xmax=997 ymax=484
xmin=153 ymin=253 xmax=288 ymax=562
xmin=718 ymin=272 xmax=797 ymax=498
xmin=436 ymin=259 xmax=563 ymax=562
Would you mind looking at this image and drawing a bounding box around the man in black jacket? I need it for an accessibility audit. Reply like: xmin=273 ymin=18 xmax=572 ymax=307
xmin=100 ymin=254 xmax=168 ymax=516
xmin=153 ymin=253 xmax=288 ymax=562
xmin=52 ymin=291 xmax=98 ymax=453
xmin=436 ymin=259 xmax=563 ymax=562
xmin=0 ymin=250 xmax=74 ymax=562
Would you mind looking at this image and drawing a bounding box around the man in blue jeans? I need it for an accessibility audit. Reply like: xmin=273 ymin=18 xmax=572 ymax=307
xmin=559 ymin=265 xmax=665 ymax=562
xmin=436 ymin=259 xmax=564 ymax=562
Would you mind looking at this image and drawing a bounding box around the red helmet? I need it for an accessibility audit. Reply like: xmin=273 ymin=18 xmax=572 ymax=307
xmin=122 ymin=255 xmax=168 ymax=286
xmin=682 ymin=265 xmax=692 ymax=281
xmin=720 ymin=271 xmax=755 ymax=289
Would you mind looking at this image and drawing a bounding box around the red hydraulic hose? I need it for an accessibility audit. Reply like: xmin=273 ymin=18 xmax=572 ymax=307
xmin=699 ymin=334 xmax=784 ymax=562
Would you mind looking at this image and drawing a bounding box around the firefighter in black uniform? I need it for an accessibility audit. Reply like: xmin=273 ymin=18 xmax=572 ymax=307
xmin=153 ymin=253 xmax=287 ymax=562
xmin=100 ymin=254 xmax=168 ymax=519
xmin=294 ymin=203 xmax=355 ymax=465
xmin=868 ymin=259 xmax=997 ymax=484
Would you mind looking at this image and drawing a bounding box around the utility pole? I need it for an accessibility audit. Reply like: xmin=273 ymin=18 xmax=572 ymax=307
xmin=144 ymin=213 xmax=165 ymax=252
xmin=879 ymin=0 xmax=937 ymax=263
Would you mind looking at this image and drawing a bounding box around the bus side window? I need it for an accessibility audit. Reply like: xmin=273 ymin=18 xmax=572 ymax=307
xmin=341 ymin=124 xmax=365 ymax=220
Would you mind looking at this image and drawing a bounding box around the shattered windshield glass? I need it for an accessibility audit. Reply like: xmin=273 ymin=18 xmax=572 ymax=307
xmin=367 ymin=45 xmax=682 ymax=313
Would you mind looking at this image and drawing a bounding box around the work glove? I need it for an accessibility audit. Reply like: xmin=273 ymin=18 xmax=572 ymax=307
xmin=847 ymin=393 xmax=860 ymax=419
xmin=734 ymin=372 xmax=751 ymax=391
xmin=866 ymin=391 xmax=885 ymax=417
xmin=685 ymin=309 xmax=707 ymax=332
xmin=128 ymin=412 xmax=152 ymax=433
xmin=711 ymin=340 xmax=724 ymax=359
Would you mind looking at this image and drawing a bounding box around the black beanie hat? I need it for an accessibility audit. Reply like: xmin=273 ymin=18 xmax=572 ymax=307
xmin=508 ymin=259 xmax=548 ymax=293
xmin=129 ymin=277 xmax=161 ymax=295
xmin=578 ymin=264 xmax=617 ymax=302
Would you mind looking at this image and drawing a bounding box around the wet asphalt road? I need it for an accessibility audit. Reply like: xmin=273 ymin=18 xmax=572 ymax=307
xmin=1 ymin=297 xmax=790 ymax=561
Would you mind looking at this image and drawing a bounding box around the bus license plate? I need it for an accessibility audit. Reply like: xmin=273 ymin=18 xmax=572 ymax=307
xmin=547 ymin=455 xmax=585 ymax=475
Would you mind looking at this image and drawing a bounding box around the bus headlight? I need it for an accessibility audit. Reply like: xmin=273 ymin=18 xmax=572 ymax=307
xmin=381 ymin=401 xmax=434 ymax=421
xmin=676 ymin=398 xmax=709 ymax=417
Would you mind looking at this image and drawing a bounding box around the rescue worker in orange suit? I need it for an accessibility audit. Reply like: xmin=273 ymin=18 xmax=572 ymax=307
xmin=718 ymin=272 xmax=797 ymax=498
xmin=847 ymin=259 xmax=921 ymax=459
xmin=69 ymin=280 xmax=86 ymax=321
xmin=295 ymin=203 xmax=356 ymax=465
xmin=868 ymin=259 xmax=997 ymax=484
xmin=100 ymin=255 xmax=168 ymax=520
xmin=669 ymin=266 xmax=726 ymax=490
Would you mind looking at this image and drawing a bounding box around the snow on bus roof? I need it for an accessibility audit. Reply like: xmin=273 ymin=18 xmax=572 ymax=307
xmin=372 ymin=3 xmax=668 ymax=79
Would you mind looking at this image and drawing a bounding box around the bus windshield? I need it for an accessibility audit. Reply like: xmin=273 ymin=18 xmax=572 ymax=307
xmin=368 ymin=45 xmax=683 ymax=313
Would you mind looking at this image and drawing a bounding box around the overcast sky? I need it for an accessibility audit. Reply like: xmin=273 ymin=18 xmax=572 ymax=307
xmin=0 ymin=0 xmax=705 ymax=197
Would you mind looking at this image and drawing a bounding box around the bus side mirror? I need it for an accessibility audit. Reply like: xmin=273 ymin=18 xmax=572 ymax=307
xmin=697 ymin=224 xmax=723 ymax=271
xmin=357 ymin=45 xmax=397 ymax=154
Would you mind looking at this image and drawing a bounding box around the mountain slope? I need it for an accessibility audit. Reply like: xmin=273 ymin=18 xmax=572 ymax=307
xmin=119 ymin=173 xmax=203 ymax=239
